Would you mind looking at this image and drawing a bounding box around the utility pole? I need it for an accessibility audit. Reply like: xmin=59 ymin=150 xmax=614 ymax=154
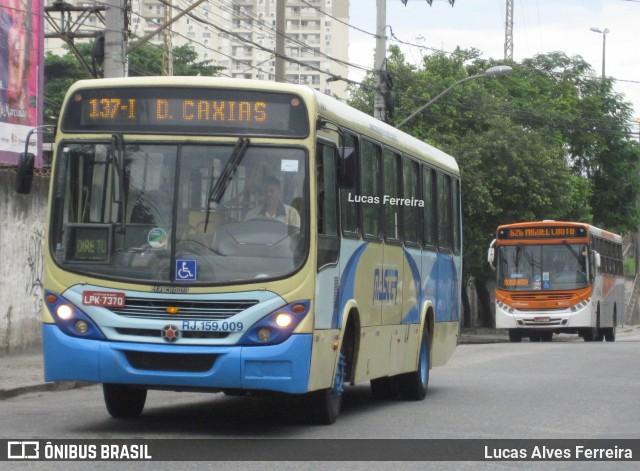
xmin=504 ymin=0 xmax=513 ymax=61
xmin=162 ymin=0 xmax=173 ymax=76
xmin=275 ymin=0 xmax=285 ymax=82
xmin=104 ymin=0 xmax=126 ymax=78
xmin=44 ymin=1 xmax=106 ymax=77
xmin=373 ymin=0 xmax=387 ymax=121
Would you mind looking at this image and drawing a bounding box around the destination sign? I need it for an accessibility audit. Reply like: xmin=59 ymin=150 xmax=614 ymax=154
xmin=61 ymin=87 xmax=309 ymax=137
xmin=64 ymin=224 xmax=112 ymax=263
xmin=497 ymin=225 xmax=587 ymax=240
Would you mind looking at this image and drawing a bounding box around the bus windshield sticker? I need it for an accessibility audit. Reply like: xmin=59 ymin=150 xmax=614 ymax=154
xmin=176 ymin=259 xmax=197 ymax=281
xmin=281 ymin=159 xmax=299 ymax=172
xmin=147 ymin=228 xmax=168 ymax=248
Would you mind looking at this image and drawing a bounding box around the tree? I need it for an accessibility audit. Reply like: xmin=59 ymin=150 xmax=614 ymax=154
xmin=348 ymin=46 xmax=640 ymax=326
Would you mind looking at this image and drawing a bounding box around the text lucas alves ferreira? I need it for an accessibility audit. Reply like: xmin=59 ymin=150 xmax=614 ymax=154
xmin=485 ymin=445 xmax=633 ymax=460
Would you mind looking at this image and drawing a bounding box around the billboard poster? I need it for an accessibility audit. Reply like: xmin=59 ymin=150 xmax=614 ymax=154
xmin=0 ymin=0 xmax=43 ymax=167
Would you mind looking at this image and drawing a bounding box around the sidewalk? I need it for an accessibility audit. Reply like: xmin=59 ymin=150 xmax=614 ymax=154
xmin=0 ymin=346 xmax=90 ymax=400
xmin=1 ymin=325 xmax=638 ymax=400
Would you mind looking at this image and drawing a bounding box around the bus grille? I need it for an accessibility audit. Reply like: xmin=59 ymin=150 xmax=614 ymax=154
xmin=112 ymin=298 xmax=258 ymax=321
xmin=115 ymin=327 xmax=230 ymax=339
xmin=511 ymin=293 xmax=574 ymax=301
xmin=124 ymin=351 xmax=217 ymax=372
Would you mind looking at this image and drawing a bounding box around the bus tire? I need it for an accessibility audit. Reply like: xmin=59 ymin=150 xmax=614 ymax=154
xmin=306 ymin=351 xmax=346 ymax=425
xmin=103 ymin=384 xmax=147 ymax=418
xmin=370 ymin=376 xmax=399 ymax=400
xmin=397 ymin=327 xmax=429 ymax=401
xmin=508 ymin=330 xmax=522 ymax=343
xmin=604 ymin=313 xmax=617 ymax=342
xmin=306 ymin=322 xmax=354 ymax=425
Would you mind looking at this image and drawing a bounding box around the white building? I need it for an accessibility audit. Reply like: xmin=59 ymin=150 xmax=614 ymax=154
xmin=45 ymin=0 xmax=351 ymax=100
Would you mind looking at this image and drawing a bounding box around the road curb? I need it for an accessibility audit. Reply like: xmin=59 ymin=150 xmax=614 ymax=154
xmin=0 ymin=381 xmax=94 ymax=401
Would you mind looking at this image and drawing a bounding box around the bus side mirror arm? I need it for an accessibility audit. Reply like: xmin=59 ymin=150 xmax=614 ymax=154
xmin=487 ymin=239 xmax=496 ymax=270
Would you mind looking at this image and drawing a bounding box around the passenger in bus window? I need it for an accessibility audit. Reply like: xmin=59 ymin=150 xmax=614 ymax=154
xmin=245 ymin=176 xmax=301 ymax=228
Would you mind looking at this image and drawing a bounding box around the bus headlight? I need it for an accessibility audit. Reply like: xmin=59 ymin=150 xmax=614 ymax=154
xmin=275 ymin=313 xmax=293 ymax=328
xmin=238 ymin=300 xmax=310 ymax=346
xmin=56 ymin=304 xmax=74 ymax=320
xmin=45 ymin=290 xmax=106 ymax=340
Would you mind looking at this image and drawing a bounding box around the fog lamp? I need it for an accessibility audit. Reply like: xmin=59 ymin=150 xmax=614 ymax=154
xmin=75 ymin=320 xmax=89 ymax=334
xmin=257 ymin=328 xmax=271 ymax=342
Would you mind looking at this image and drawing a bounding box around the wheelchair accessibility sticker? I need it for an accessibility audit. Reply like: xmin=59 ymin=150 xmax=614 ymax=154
xmin=176 ymin=259 xmax=197 ymax=281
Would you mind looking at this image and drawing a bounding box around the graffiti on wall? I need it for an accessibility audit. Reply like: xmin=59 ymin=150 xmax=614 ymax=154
xmin=26 ymin=227 xmax=44 ymax=317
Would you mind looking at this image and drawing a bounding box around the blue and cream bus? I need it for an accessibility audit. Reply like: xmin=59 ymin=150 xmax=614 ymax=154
xmin=20 ymin=77 xmax=462 ymax=424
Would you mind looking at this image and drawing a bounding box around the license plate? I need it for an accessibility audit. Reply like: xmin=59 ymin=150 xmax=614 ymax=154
xmin=533 ymin=316 xmax=550 ymax=323
xmin=82 ymin=291 xmax=126 ymax=307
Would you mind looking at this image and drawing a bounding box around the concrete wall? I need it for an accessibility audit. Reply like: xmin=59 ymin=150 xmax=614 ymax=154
xmin=0 ymin=170 xmax=49 ymax=353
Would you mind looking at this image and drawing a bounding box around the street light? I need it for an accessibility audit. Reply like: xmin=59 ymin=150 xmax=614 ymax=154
xmin=590 ymin=26 xmax=609 ymax=79
xmin=396 ymin=65 xmax=513 ymax=129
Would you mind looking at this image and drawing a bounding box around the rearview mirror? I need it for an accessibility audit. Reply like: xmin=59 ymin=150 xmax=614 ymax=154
xmin=15 ymin=152 xmax=35 ymax=194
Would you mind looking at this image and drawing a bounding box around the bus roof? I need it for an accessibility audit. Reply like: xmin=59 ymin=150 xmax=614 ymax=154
xmin=63 ymin=76 xmax=459 ymax=175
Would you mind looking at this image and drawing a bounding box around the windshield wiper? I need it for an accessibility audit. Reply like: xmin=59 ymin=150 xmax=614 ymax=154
xmin=562 ymin=241 xmax=581 ymax=261
xmin=204 ymin=137 xmax=250 ymax=232
xmin=110 ymin=134 xmax=126 ymax=234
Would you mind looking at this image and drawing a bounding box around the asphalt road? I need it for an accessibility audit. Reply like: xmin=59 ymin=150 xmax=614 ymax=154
xmin=1 ymin=328 xmax=639 ymax=470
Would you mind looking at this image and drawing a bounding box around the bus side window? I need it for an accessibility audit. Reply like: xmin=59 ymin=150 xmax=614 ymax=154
xmin=422 ymin=166 xmax=436 ymax=248
xmin=361 ymin=140 xmax=382 ymax=240
xmin=340 ymin=132 xmax=360 ymax=238
xmin=383 ymin=149 xmax=401 ymax=243
xmin=452 ymin=177 xmax=461 ymax=253
xmin=437 ymin=172 xmax=453 ymax=252
xmin=402 ymin=156 xmax=421 ymax=246
xmin=316 ymin=140 xmax=340 ymax=269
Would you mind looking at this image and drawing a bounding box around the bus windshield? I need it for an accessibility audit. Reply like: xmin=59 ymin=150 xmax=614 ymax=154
xmin=50 ymin=140 xmax=308 ymax=284
xmin=497 ymin=243 xmax=589 ymax=291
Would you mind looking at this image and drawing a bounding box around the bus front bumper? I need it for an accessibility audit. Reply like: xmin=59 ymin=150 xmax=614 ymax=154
xmin=42 ymin=323 xmax=312 ymax=394
xmin=495 ymin=302 xmax=593 ymax=330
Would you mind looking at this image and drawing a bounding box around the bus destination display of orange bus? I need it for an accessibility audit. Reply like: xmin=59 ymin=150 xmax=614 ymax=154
xmin=497 ymin=225 xmax=586 ymax=240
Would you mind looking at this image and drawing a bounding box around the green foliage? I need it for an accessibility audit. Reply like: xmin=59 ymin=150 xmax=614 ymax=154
xmin=348 ymin=47 xmax=640 ymax=284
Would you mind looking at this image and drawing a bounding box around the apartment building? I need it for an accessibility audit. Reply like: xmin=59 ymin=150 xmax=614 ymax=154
xmin=45 ymin=0 xmax=350 ymax=100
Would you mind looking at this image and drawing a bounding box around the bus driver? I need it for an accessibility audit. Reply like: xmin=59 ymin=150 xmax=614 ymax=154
xmin=245 ymin=176 xmax=301 ymax=228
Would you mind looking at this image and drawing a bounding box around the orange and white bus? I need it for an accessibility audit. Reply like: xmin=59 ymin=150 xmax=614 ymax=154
xmin=488 ymin=221 xmax=624 ymax=342
xmin=17 ymin=77 xmax=462 ymax=424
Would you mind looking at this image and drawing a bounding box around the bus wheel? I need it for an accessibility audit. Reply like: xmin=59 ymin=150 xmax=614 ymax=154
xmin=103 ymin=384 xmax=147 ymax=418
xmin=595 ymin=330 xmax=605 ymax=342
xmin=370 ymin=376 xmax=399 ymax=400
xmin=582 ymin=328 xmax=595 ymax=342
xmin=540 ymin=332 xmax=553 ymax=342
xmin=604 ymin=314 xmax=617 ymax=342
xmin=397 ymin=328 xmax=429 ymax=401
xmin=508 ymin=330 xmax=522 ymax=343
xmin=306 ymin=350 xmax=347 ymax=425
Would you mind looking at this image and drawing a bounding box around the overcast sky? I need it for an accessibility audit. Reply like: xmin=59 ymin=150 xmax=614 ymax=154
xmin=348 ymin=0 xmax=640 ymax=128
